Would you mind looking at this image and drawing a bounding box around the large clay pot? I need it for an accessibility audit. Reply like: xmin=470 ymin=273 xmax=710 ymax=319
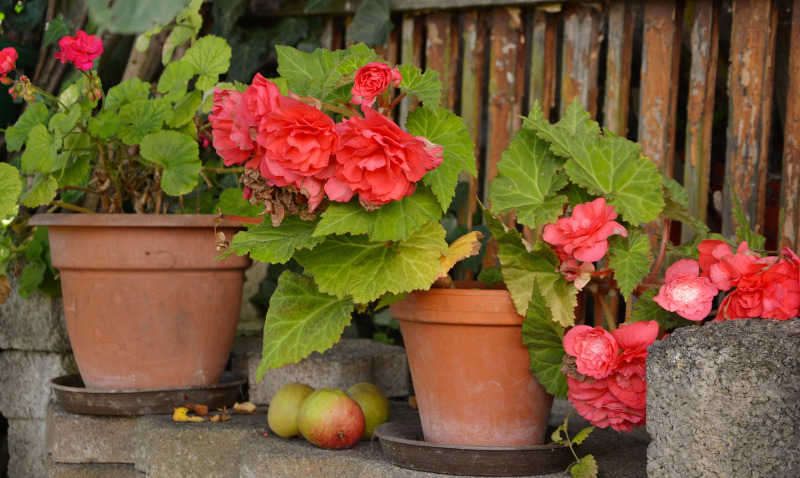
xmin=29 ymin=214 xmax=250 ymax=390
xmin=390 ymin=282 xmax=553 ymax=447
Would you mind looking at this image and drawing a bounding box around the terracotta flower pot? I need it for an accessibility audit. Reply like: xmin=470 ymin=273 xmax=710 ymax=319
xmin=29 ymin=214 xmax=250 ymax=390
xmin=390 ymin=283 xmax=553 ymax=447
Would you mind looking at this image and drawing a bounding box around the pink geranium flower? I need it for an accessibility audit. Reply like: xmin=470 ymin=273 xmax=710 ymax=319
xmin=654 ymin=259 xmax=719 ymax=321
xmin=542 ymin=198 xmax=628 ymax=263
xmin=563 ymin=325 xmax=618 ymax=380
xmin=54 ymin=30 xmax=103 ymax=71
xmin=351 ymin=62 xmax=402 ymax=107
xmin=0 ymin=47 xmax=17 ymax=84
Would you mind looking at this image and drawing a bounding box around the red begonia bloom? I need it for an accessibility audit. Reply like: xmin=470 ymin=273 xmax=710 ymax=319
xmin=542 ymin=198 xmax=628 ymax=263
xmin=351 ymin=62 xmax=402 ymax=107
xmin=0 ymin=47 xmax=17 ymax=85
xmin=563 ymin=325 xmax=619 ymax=380
xmin=208 ymin=89 xmax=261 ymax=168
xmin=566 ymin=377 xmax=646 ymax=433
xmin=54 ymin=30 xmax=103 ymax=71
xmin=612 ymin=320 xmax=659 ymax=377
xmin=654 ymin=259 xmax=719 ymax=321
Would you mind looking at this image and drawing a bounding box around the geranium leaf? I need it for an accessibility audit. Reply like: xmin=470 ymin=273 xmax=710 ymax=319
xmin=257 ymin=271 xmax=354 ymax=375
xmin=57 ymin=154 xmax=91 ymax=188
xmin=398 ymin=64 xmax=442 ymax=108
xmin=157 ymin=60 xmax=196 ymax=102
xmin=489 ymin=127 xmax=568 ymax=229
xmin=47 ymin=108 xmax=81 ymax=136
xmin=315 ymin=187 xmax=442 ymax=242
xmin=0 ymin=163 xmax=22 ymax=218
xmin=522 ymin=283 xmax=568 ymax=398
xmin=229 ymin=215 xmax=321 ymax=263
xmin=6 ymin=103 xmax=48 ymax=152
xmin=608 ymin=231 xmax=653 ymax=302
xmin=167 ymin=90 xmax=203 ymax=127
xmin=43 ymin=14 xmax=70 ymax=47
xmin=295 ymin=221 xmax=448 ymax=304
xmin=484 ymin=205 xmax=577 ymax=327
xmin=87 ymin=110 xmax=122 ymax=141
xmin=20 ymin=125 xmax=60 ymax=174
xmin=118 ymin=98 xmax=172 ymax=145
xmin=183 ymin=35 xmax=232 ymax=91
xmin=104 ymin=78 xmax=151 ymax=112
xmin=406 ymin=106 xmax=476 ymax=211
xmin=20 ymin=174 xmax=58 ymax=208
xmin=162 ymin=20 xmax=194 ymax=65
xmin=139 ymin=130 xmax=201 ymax=195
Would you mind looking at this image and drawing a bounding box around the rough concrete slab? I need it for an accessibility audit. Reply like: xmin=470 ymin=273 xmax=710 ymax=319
xmin=231 ymin=338 xmax=410 ymax=405
xmin=0 ymin=351 xmax=76 ymax=419
xmin=46 ymin=403 xmax=137 ymax=464
xmin=7 ymin=418 xmax=46 ymax=478
xmin=47 ymin=462 xmax=139 ymax=478
xmin=0 ymin=273 xmax=69 ymax=352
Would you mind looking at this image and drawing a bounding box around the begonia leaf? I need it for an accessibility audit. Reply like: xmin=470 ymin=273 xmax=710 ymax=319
xmin=523 ymin=98 xmax=601 ymax=158
xmin=20 ymin=174 xmax=58 ymax=208
xmin=522 ymin=283 xmax=568 ymax=398
xmin=608 ymin=232 xmax=653 ymax=302
xmin=5 ymin=103 xmax=48 ymax=152
xmin=139 ymin=131 xmax=201 ymax=195
xmin=295 ymin=221 xmax=448 ymax=304
xmin=20 ymin=125 xmax=60 ymax=174
xmin=662 ymin=176 xmax=709 ymax=236
xmin=398 ymin=64 xmax=441 ymax=108
xmin=229 ymin=215 xmax=322 ymax=264
xmin=275 ymin=45 xmax=334 ymax=97
xmin=118 ymin=98 xmax=172 ymax=145
xmin=215 ymin=188 xmax=262 ymax=220
xmin=0 ymin=163 xmax=22 ymax=218
xmin=183 ymin=35 xmax=231 ymax=91
xmin=630 ymin=289 xmax=677 ymax=329
xmin=257 ymin=271 xmax=354 ymax=375
xmin=488 ymin=127 xmax=568 ymax=229
xmin=438 ymin=231 xmax=484 ymax=279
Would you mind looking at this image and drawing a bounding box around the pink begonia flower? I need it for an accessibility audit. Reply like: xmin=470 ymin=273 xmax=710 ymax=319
xmin=54 ymin=30 xmax=103 ymax=71
xmin=653 ymin=259 xmax=719 ymax=321
xmin=542 ymin=198 xmax=628 ymax=263
xmin=209 ymin=89 xmax=259 ymax=167
xmin=351 ymin=62 xmax=402 ymax=107
xmin=566 ymin=377 xmax=646 ymax=433
xmin=560 ymin=259 xmax=595 ymax=290
xmin=697 ymin=239 xmax=731 ymax=273
xmin=563 ymin=325 xmax=618 ymax=380
xmin=697 ymin=240 xmax=758 ymax=291
xmin=0 ymin=47 xmax=17 ymax=85
xmin=612 ymin=320 xmax=659 ymax=377
xmin=606 ymin=372 xmax=647 ymax=410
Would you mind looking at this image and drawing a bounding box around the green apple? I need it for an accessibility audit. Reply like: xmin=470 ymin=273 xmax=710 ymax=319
xmin=267 ymin=382 xmax=314 ymax=438
xmin=297 ymin=388 xmax=365 ymax=449
xmin=347 ymin=382 xmax=390 ymax=439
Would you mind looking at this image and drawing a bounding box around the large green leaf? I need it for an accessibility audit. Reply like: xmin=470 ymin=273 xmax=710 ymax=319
xmin=484 ymin=206 xmax=577 ymax=327
xmin=0 ymin=163 xmax=22 ymax=218
xmin=157 ymin=60 xmax=196 ymax=102
xmin=104 ymin=78 xmax=151 ymax=112
xmin=607 ymin=232 xmax=653 ymax=301
xmin=522 ymin=283 xmax=568 ymax=398
xmin=488 ymin=127 xmax=568 ymax=229
xmin=167 ymin=90 xmax=203 ymax=127
xmin=257 ymin=271 xmax=354 ymax=376
xmin=406 ymin=106 xmax=476 ymax=211
xmin=275 ymin=45 xmax=327 ymax=96
xmin=87 ymin=110 xmax=122 ymax=141
xmin=86 ymin=0 xmax=187 ymax=34
xmin=295 ymin=221 xmax=448 ymax=304
xmin=229 ymin=215 xmax=322 ymax=264
xmin=183 ymin=35 xmax=232 ymax=91
xmin=47 ymin=108 xmax=81 ymax=136
xmin=139 ymin=131 xmax=201 ymax=195
xmin=118 ymin=98 xmax=173 ymax=145
xmin=398 ymin=64 xmax=442 ymax=108
xmin=661 ymin=176 xmax=709 ymax=236
xmin=20 ymin=125 xmax=60 ymax=174
xmin=5 ymin=103 xmax=49 ymax=152
xmin=314 ymin=187 xmax=442 ymax=242
xmin=56 ymin=154 xmax=91 ymax=188
xmin=20 ymin=174 xmax=58 ymax=208
xmin=523 ymin=99 xmax=601 ymax=158
xmin=345 ymin=0 xmax=393 ymax=46
xmin=215 ymin=187 xmax=262 ymax=220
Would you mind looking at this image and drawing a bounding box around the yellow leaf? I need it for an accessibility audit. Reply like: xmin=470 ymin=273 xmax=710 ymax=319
xmin=437 ymin=231 xmax=485 ymax=279
xmin=173 ymin=407 xmax=205 ymax=422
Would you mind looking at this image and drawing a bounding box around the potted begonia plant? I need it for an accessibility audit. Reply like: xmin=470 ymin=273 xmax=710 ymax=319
xmin=0 ymin=1 xmax=253 ymax=390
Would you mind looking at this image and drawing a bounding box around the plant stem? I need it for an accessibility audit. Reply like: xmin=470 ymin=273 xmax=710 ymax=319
xmin=644 ymin=219 xmax=671 ymax=285
xmin=385 ymin=92 xmax=407 ymax=111
xmin=50 ymin=201 xmax=97 ymax=214
xmin=202 ymin=166 xmax=243 ymax=174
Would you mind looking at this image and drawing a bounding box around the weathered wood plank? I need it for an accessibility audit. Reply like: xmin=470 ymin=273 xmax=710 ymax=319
xmin=682 ymin=0 xmax=720 ymax=242
xmin=602 ymin=0 xmax=636 ymax=136
xmin=528 ymin=7 xmax=559 ymax=119
xmin=779 ymin=0 xmax=800 ymax=249
xmin=425 ymin=13 xmax=459 ymax=110
xmin=638 ymin=0 xmax=682 ymax=176
xmin=252 ymin=0 xmax=599 ymax=16
xmin=722 ymin=0 xmax=778 ymax=239
xmin=560 ymin=3 xmax=602 ymax=118
xmin=398 ymin=14 xmax=424 ymax=127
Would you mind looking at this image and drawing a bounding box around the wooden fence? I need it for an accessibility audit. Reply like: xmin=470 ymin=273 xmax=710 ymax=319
xmin=257 ymin=0 xmax=798 ymax=252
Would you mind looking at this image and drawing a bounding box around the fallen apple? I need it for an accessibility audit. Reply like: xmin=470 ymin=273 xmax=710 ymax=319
xmin=297 ymin=388 xmax=365 ymax=449
xmin=267 ymin=382 xmax=314 ymax=438
xmin=347 ymin=383 xmax=390 ymax=440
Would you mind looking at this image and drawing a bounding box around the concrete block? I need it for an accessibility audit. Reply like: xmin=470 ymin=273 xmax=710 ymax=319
xmin=0 ymin=351 xmax=76 ymax=419
xmin=0 ymin=273 xmax=70 ymax=352
xmin=135 ymin=412 xmax=267 ymax=478
xmin=7 ymin=418 xmax=46 ymax=478
xmin=231 ymin=338 xmax=410 ymax=405
xmin=47 ymin=462 xmax=139 ymax=478
xmin=46 ymin=403 xmax=137 ymax=464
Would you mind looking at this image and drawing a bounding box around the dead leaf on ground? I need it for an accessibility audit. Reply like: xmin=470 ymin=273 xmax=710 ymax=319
xmin=173 ymin=407 xmax=205 ymax=422
xmin=233 ymin=401 xmax=257 ymax=413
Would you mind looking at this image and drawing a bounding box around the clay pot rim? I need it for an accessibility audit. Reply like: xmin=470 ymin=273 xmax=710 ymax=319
xmin=29 ymin=213 xmax=245 ymax=229
xmin=390 ymin=282 xmax=522 ymax=326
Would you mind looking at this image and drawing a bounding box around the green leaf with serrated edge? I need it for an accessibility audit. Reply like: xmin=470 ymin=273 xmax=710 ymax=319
xmin=157 ymin=61 xmax=196 ymax=102
xmin=139 ymin=131 xmax=201 ymax=195
xmin=315 ymin=187 xmax=442 ymax=242
xmin=406 ymin=106 xmax=476 ymax=211
xmin=87 ymin=110 xmax=122 ymax=140
xmin=56 ymin=154 xmax=91 ymax=187
xmin=43 ymin=14 xmax=70 ymax=47
xmin=477 ymin=266 xmax=503 ymax=285
xmin=162 ymin=26 xmax=193 ymax=65
xmin=6 ymin=103 xmax=48 ymax=152
xmin=489 ymin=127 xmax=568 ymax=229
xmin=58 ymin=83 xmax=84 ymax=111
xmin=662 ymin=176 xmax=709 ymax=235
xmin=257 ymin=271 xmax=355 ymax=375
xmin=570 ymin=454 xmax=598 ymax=478
xmin=20 ymin=174 xmax=58 ymax=208
xmin=565 ymin=183 xmax=594 ymax=207
xmin=571 ymin=426 xmax=595 ymax=446
xmin=21 ymin=125 xmax=60 ymax=174
xmin=118 ymin=98 xmax=172 ymax=145
xmin=523 ymin=99 xmax=601 ymax=159
xmin=731 ymin=191 xmax=766 ymax=250
xmin=375 ymin=291 xmax=407 ymax=310
xmin=104 ymin=78 xmax=151 ymax=112
xmin=522 ymin=283 xmax=568 ymax=398
xmin=0 ymin=164 xmax=22 ymax=218
xmin=295 ymin=221 xmax=448 ymax=304
xmin=276 ymin=45 xmax=326 ymax=96
xmin=167 ymin=90 xmax=203 ymax=127
xmin=48 ymin=107 xmax=81 ymax=135
xmin=229 ymin=215 xmax=322 ymax=263
xmin=321 ymin=46 xmax=379 ymax=101
xmin=551 ymin=414 xmax=569 ymax=444
xmin=483 ymin=205 xmax=578 ymax=326
xmin=398 ymin=64 xmax=442 ymax=108
xmin=215 ymin=187 xmax=261 ymax=221
xmin=630 ymin=289 xmax=677 ymax=329
xmin=345 ymin=0 xmax=393 ymax=46
xmin=182 ymin=35 xmax=232 ymax=90
xmin=607 ymin=232 xmax=653 ymax=302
